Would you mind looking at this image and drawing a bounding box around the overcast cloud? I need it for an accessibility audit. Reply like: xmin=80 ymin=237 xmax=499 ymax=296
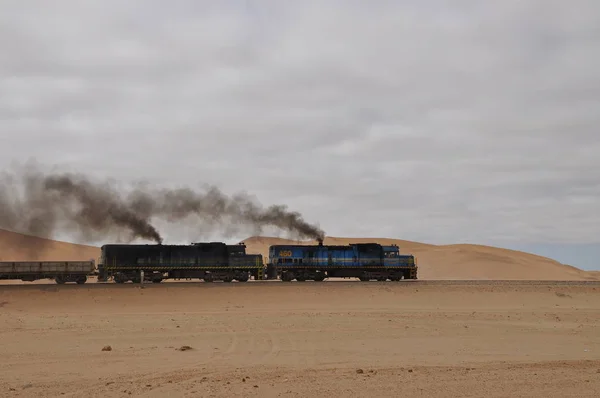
xmin=1 ymin=1 xmax=600 ymax=249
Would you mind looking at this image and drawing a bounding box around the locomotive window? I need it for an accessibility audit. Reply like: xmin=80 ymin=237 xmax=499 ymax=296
xmin=278 ymin=258 xmax=282 ymax=264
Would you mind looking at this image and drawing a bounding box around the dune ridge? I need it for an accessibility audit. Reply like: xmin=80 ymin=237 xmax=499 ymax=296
xmin=0 ymin=228 xmax=597 ymax=280
xmin=242 ymin=236 xmax=598 ymax=281
xmin=0 ymin=229 xmax=100 ymax=262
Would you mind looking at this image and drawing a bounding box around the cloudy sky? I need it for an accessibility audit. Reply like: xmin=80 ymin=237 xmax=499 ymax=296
xmin=1 ymin=1 xmax=599 ymax=269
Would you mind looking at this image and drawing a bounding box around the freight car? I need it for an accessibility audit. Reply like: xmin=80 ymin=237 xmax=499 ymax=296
xmin=0 ymin=260 xmax=95 ymax=284
xmin=266 ymin=241 xmax=417 ymax=281
xmin=97 ymin=242 xmax=264 ymax=283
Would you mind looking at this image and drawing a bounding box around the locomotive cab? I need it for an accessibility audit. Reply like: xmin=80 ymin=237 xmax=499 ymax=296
xmin=382 ymin=245 xmax=401 ymax=266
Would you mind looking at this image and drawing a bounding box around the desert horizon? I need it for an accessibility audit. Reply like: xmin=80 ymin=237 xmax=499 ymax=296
xmin=1 ymin=228 xmax=597 ymax=283
xmin=2 ymin=222 xmax=600 ymax=397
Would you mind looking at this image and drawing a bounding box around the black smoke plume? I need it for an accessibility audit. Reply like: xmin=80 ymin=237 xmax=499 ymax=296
xmin=0 ymin=164 xmax=325 ymax=244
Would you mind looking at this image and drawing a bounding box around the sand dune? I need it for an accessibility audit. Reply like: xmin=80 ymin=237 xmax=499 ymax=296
xmin=0 ymin=229 xmax=597 ymax=280
xmin=0 ymin=229 xmax=100 ymax=262
xmin=242 ymin=236 xmax=598 ymax=281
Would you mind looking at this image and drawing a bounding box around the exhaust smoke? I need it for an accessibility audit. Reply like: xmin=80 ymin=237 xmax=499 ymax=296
xmin=0 ymin=164 xmax=325 ymax=245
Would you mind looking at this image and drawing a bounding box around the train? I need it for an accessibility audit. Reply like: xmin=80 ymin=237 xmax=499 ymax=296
xmin=1 ymin=240 xmax=418 ymax=284
xmin=97 ymin=242 xmax=264 ymax=283
xmin=266 ymin=240 xmax=417 ymax=281
xmin=97 ymin=239 xmax=417 ymax=283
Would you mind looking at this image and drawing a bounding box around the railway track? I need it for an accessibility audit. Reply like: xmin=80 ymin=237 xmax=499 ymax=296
xmin=1 ymin=278 xmax=599 ymax=291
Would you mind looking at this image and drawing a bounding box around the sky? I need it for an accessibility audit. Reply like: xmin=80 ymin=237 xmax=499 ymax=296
xmin=1 ymin=1 xmax=599 ymax=270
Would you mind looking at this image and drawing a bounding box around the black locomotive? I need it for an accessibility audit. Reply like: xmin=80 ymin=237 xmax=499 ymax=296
xmin=98 ymin=242 xmax=263 ymax=283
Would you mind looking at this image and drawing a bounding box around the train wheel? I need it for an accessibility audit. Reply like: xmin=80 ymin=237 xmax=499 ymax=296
xmin=281 ymin=271 xmax=294 ymax=282
xmin=76 ymin=276 xmax=87 ymax=284
xmin=55 ymin=276 xmax=65 ymax=284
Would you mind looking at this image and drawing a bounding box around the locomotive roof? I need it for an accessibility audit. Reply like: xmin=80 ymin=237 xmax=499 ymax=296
xmin=100 ymin=242 xmax=228 ymax=248
xmin=270 ymin=243 xmax=382 ymax=249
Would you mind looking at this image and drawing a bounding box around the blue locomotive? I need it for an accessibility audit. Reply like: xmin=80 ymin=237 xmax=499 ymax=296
xmin=267 ymin=240 xmax=417 ymax=281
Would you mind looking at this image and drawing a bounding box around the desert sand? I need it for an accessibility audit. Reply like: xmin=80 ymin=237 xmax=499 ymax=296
xmin=1 ymin=229 xmax=600 ymax=397
xmin=1 ymin=281 xmax=599 ymax=397
xmin=0 ymin=229 xmax=99 ymax=262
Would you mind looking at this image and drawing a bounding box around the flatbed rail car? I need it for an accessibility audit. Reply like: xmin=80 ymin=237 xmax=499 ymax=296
xmin=97 ymin=242 xmax=264 ymax=283
xmin=266 ymin=241 xmax=417 ymax=282
xmin=0 ymin=260 xmax=96 ymax=284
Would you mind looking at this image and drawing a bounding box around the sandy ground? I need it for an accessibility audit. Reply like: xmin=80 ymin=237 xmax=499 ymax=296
xmin=1 ymin=281 xmax=600 ymax=397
